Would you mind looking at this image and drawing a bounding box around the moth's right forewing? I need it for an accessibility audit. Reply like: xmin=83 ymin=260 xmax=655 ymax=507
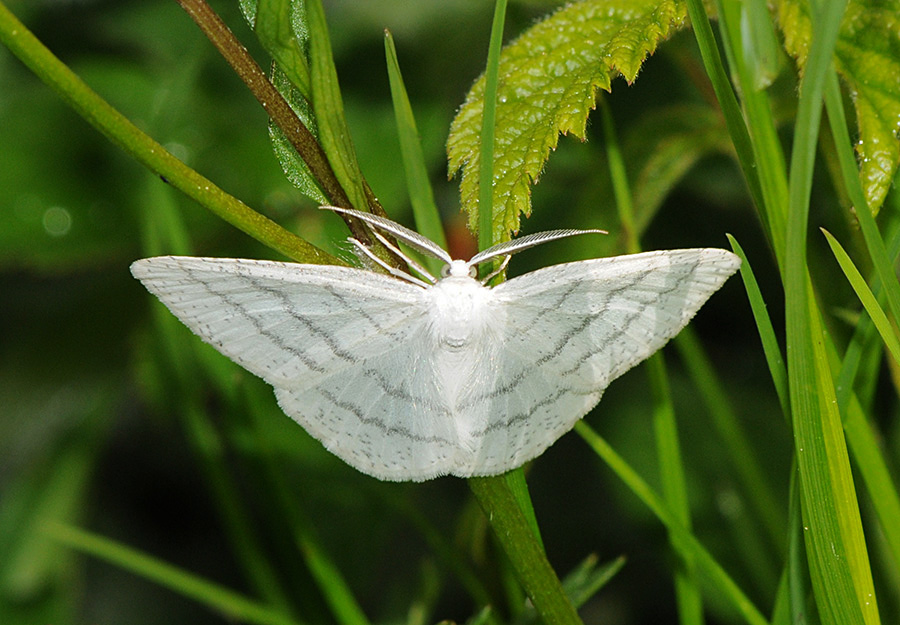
xmin=470 ymin=248 xmax=740 ymax=472
xmin=492 ymin=248 xmax=740 ymax=387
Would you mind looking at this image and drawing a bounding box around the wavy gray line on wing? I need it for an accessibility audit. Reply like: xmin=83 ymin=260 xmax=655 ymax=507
xmin=183 ymin=265 xmax=329 ymax=374
xmin=321 ymin=282 xmax=416 ymax=342
xmin=318 ymin=388 xmax=455 ymax=444
xmin=456 ymin=270 xmax=653 ymax=409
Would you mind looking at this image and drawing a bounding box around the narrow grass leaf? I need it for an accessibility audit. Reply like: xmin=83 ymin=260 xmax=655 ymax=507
xmin=234 ymin=383 xmax=371 ymax=625
xmin=675 ymin=326 xmax=785 ymax=554
xmin=42 ymin=522 xmax=303 ymax=625
xmin=383 ymin=29 xmax=446 ymax=275
xmin=843 ymin=396 xmax=900 ymax=574
xmin=726 ymin=236 xmax=789 ymax=418
xmin=687 ymin=0 xmax=774 ymax=244
xmin=738 ymin=0 xmax=783 ymax=90
xmin=561 ymin=555 xmax=626 ymax=608
xmin=477 ymin=0 xmax=507 ymax=253
xmin=711 ymin=0 xmax=790 ymax=256
xmin=822 ymin=70 xmax=900 ymax=336
xmin=782 ymin=0 xmax=878 ymax=619
xmin=466 ymin=0 xmax=549 ymax=597
xmin=787 ymin=473 xmax=820 ymax=625
xmin=306 ymin=0 xmax=369 ymax=211
xmin=575 ymin=423 xmax=769 ymax=625
xmin=826 ymin=227 xmax=900 ymax=575
xmin=822 ymin=229 xmax=900 ymax=367
xmin=648 ymin=355 xmax=704 ymax=625
xmin=602 ymin=101 xmax=702 ymax=622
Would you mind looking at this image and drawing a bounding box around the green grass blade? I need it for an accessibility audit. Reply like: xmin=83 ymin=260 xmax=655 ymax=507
xmin=712 ymin=0 xmax=792 ymax=255
xmin=824 ymin=224 xmax=900 ymax=576
xmin=237 ymin=387 xmax=371 ymax=625
xmin=821 ymin=229 xmax=900 ymax=366
xmin=601 ymin=100 xmax=702 ymax=623
xmin=575 ymin=423 xmax=769 ymax=625
xmin=834 ymin=221 xmax=900 ymax=412
xmin=686 ymin=0 xmax=775 ymax=247
xmin=843 ymin=395 xmax=900 ymax=574
xmin=726 ymin=235 xmax=789 ymax=417
xmin=787 ymin=472 xmax=820 ymax=625
xmin=467 ymin=1 xmax=549 ymax=605
xmin=822 ymin=70 xmax=900 ymax=335
xmin=648 ymin=355 xmax=704 ymax=625
xmin=675 ymin=326 xmax=786 ymax=555
xmin=305 ymin=0 xmax=369 ymax=212
xmin=383 ymin=29 xmax=447 ymax=274
xmin=43 ymin=521 xmax=304 ymax=625
xmin=782 ymin=0 xmax=879 ymax=618
xmin=477 ymin=0 xmax=507 ymax=253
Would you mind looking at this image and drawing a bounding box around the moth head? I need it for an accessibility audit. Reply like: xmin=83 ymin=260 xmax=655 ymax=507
xmin=442 ymin=260 xmax=476 ymax=279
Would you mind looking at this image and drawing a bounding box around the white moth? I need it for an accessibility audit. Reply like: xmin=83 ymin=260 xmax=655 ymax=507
xmin=131 ymin=207 xmax=740 ymax=481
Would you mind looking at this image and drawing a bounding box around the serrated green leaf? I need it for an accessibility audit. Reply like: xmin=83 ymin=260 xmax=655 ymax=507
xmin=447 ymin=0 xmax=687 ymax=241
xmin=777 ymin=0 xmax=900 ymax=213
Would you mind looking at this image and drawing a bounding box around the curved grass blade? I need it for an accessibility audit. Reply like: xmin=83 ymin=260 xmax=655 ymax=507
xmin=42 ymin=521 xmax=303 ymax=625
xmin=575 ymin=423 xmax=769 ymax=625
xmin=782 ymin=0 xmax=879 ymax=619
xmin=0 ymin=3 xmax=334 ymax=265
xmin=383 ymin=30 xmax=446 ymax=275
xmin=822 ymin=229 xmax=900 ymax=367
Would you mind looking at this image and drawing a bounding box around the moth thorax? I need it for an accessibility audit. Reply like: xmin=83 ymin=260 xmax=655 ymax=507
xmin=429 ymin=276 xmax=494 ymax=352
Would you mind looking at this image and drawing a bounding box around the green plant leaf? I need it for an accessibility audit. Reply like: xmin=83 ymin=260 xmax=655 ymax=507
xmin=236 ymin=0 xmax=331 ymax=206
xmin=777 ymin=0 xmax=900 ymax=214
xmin=447 ymin=0 xmax=687 ymax=240
xmin=306 ymin=0 xmax=370 ymax=212
xmin=268 ymin=67 xmax=329 ymax=205
xmin=726 ymin=235 xmax=789 ymax=417
xmin=254 ymin=0 xmax=311 ymax=98
xmin=782 ymin=0 xmax=879 ymax=620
